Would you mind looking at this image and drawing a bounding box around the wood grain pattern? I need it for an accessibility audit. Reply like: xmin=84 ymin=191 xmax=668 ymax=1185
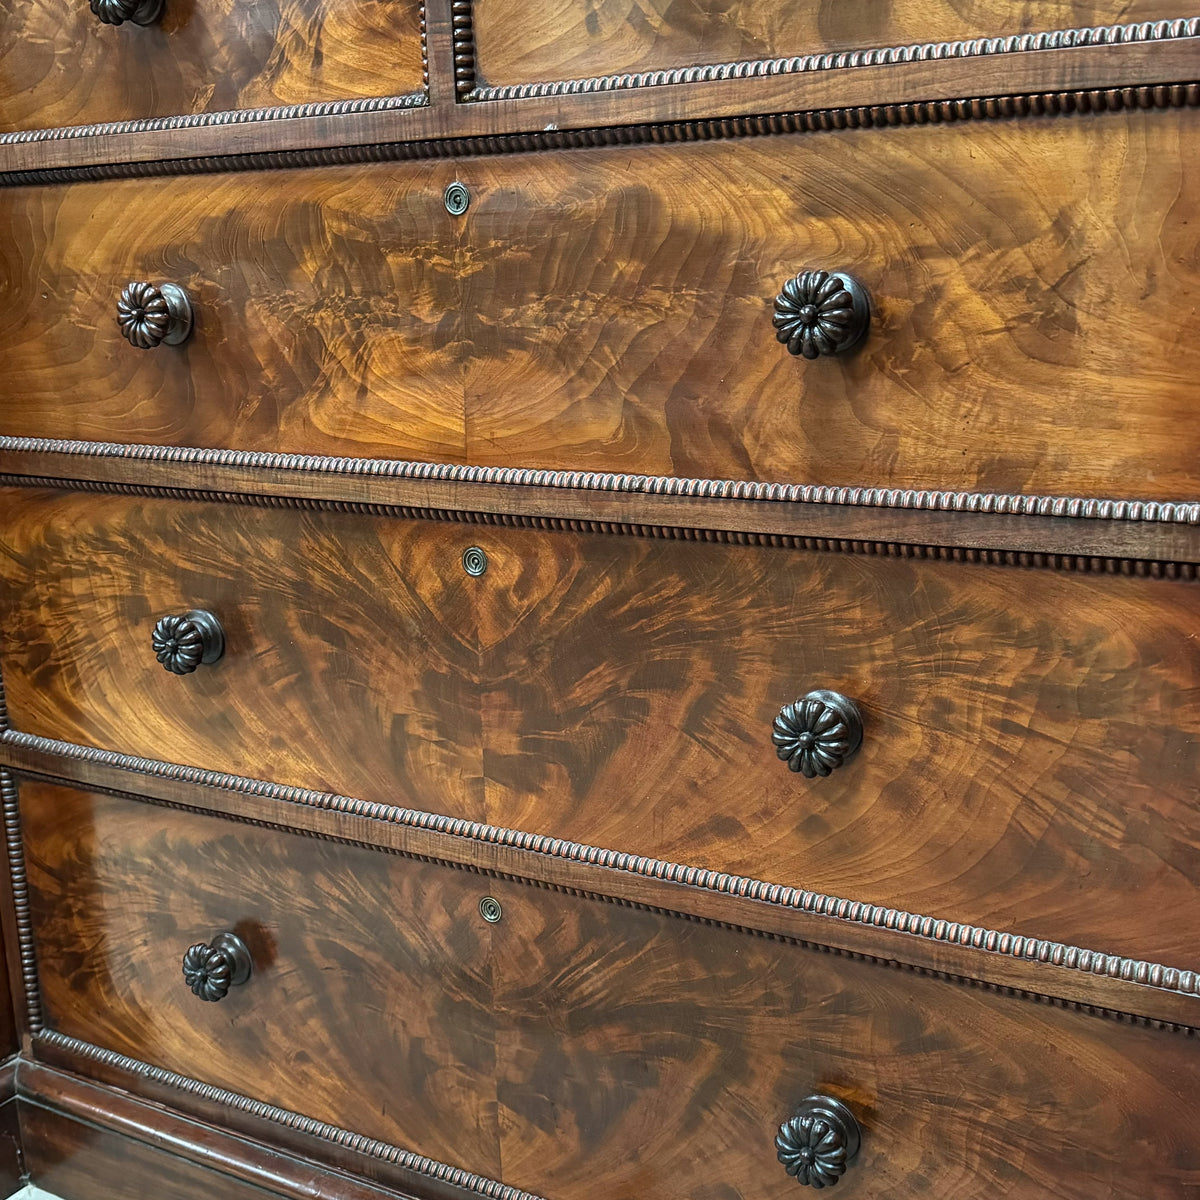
xmin=22 ymin=779 xmax=504 ymax=1182
xmin=19 ymin=1064 xmax=444 ymax=1200
xmin=3 ymin=107 xmax=1199 ymax=499
xmin=0 ymin=488 xmax=485 ymax=821
xmin=471 ymin=0 xmax=1192 ymax=90
xmin=0 ymin=0 xmax=424 ymax=134
xmin=4 ymin=488 xmax=1200 ymax=966
xmin=21 ymin=780 xmax=1200 ymax=1200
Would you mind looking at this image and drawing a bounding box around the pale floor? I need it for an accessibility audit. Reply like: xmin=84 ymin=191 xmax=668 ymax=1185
xmin=7 ymin=1187 xmax=63 ymax=1198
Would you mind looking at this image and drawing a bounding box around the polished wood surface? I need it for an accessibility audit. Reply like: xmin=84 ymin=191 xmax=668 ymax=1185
xmin=4 ymin=489 xmax=1200 ymax=965
xmin=472 ymin=0 xmax=1190 ymax=89
xmin=23 ymin=780 xmax=503 ymax=1182
xmin=0 ymin=0 xmax=424 ymax=134
xmin=19 ymin=1061 xmax=439 ymax=1200
xmin=3 ymin=107 xmax=1198 ymax=500
xmin=21 ymin=780 xmax=1200 ymax=1200
xmin=21 ymin=1100 xmax=300 ymax=1200
xmin=0 ymin=489 xmax=484 ymax=820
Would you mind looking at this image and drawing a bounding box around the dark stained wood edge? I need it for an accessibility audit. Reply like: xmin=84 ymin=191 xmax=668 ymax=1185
xmin=16 ymin=1058 xmax=512 ymax=1200
xmin=462 ymin=15 xmax=1200 ymax=100
xmin=0 ymin=1057 xmax=21 ymax=1197
xmin=4 ymin=444 xmax=1200 ymax=567
xmin=3 ymin=735 xmax=1199 ymax=1031
xmin=22 ymin=1047 xmax=538 ymax=1200
xmin=0 ymin=36 xmax=1195 ymax=179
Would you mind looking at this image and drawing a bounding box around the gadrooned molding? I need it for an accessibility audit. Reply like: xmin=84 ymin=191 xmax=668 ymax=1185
xmin=466 ymin=16 xmax=1200 ymax=101
xmin=1 ymin=81 xmax=1197 ymax=186
xmin=3 ymin=436 xmax=1198 ymax=524
xmin=4 ymin=729 xmax=1199 ymax=1010
xmin=0 ymin=91 xmax=427 ymax=147
xmin=34 ymin=1030 xmax=547 ymax=1200
xmin=0 ymin=768 xmax=44 ymax=1032
xmin=2 ymin=472 xmax=1198 ymax=581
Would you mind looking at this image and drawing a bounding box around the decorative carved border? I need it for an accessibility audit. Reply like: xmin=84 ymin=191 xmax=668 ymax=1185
xmin=5 ymin=729 xmax=1199 ymax=1014
xmin=0 ymin=2 xmax=429 ymax=147
xmin=466 ymin=16 xmax=1200 ymax=101
xmin=34 ymin=1032 xmax=546 ymax=1200
xmin=2 ymin=81 xmax=1197 ymax=187
xmin=3 ymin=437 xmax=1198 ymax=524
xmin=452 ymin=0 xmax=475 ymax=96
xmin=0 ymin=769 xmax=44 ymax=1032
xmin=3 ymin=472 xmax=1198 ymax=581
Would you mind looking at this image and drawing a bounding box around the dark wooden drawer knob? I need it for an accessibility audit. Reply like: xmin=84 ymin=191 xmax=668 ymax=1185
xmin=773 ymin=270 xmax=869 ymax=359
xmin=117 ymin=281 xmax=193 ymax=348
xmin=152 ymin=609 xmax=224 ymax=675
xmin=776 ymin=1095 xmax=862 ymax=1188
xmin=773 ymin=690 xmax=863 ymax=777
xmin=182 ymin=933 xmax=252 ymax=1002
xmin=89 ymin=0 xmax=163 ymax=25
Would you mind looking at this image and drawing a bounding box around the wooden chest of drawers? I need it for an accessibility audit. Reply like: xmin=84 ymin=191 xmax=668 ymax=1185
xmin=1 ymin=4 xmax=1199 ymax=1198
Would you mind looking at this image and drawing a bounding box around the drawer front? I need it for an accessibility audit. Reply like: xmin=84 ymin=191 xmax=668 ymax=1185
xmin=470 ymin=1 xmax=1190 ymax=94
xmin=23 ymin=780 xmax=1200 ymax=1200
xmin=3 ymin=107 xmax=1198 ymax=500
xmin=0 ymin=0 xmax=424 ymax=134
xmin=0 ymin=489 xmax=484 ymax=820
xmin=4 ymin=488 xmax=1200 ymax=968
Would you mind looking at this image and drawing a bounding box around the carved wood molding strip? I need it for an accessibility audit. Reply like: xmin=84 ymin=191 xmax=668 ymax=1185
xmin=466 ymin=16 xmax=1200 ymax=101
xmin=0 ymin=769 xmax=44 ymax=1033
xmin=1 ymin=80 xmax=1196 ymax=186
xmin=4 ymin=730 xmax=1198 ymax=1023
xmin=30 ymin=1031 xmax=547 ymax=1200
xmin=3 ymin=437 xmax=1197 ymax=524
xmin=0 ymin=91 xmax=428 ymax=147
xmin=3 ymin=472 xmax=1198 ymax=580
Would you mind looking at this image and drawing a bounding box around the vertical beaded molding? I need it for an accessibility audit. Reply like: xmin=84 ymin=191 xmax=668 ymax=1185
xmin=0 ymin=767 xmax=43 ymax=1033
xmin=452 ymin=0 xmax=476 ymax=95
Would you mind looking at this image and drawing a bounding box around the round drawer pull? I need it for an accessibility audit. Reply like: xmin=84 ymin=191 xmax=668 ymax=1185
xmin=117 ymin=281 xmax=193 ymax=348
xmin=773 ymin=690 xmax=863 ymax=778
xmin=152 ymin=609 xmax=225 ymax=675
xmin=776 ymin=1095 xmax=862 ymax=1188
xmin=89 ymin=0 xmax=163 ymax=25
xmin=182 ymin=933 xmax=252 ymax=1002
xmin=773 ymin=270 xmax=870 ymax=359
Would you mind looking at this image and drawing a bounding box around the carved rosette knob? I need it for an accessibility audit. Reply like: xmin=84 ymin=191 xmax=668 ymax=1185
xmin=89 ymin=0 xmax=163 ymax=25
xmin=152 ymin=610 xmax=225 ymax=675
xmin=182 ymin=933 xmax=252 ymax=1002
xmin=117 ymin=281 xmax=193 ymax=348
xmin=773 ymin=270 xmax=870 ymax=359
xmin=776 ymin=1095 xmax=862 ymax=1188
xmin=773 ymin=690 xmax=863 ymax=778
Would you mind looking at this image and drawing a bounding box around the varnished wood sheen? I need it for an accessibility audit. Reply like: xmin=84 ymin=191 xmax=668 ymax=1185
xmin=0 ymin=0 xmax=425 ymax=134
xmin=20 ymin=781 xmax=1200 ymax=1200
xmin=0 ymin=489 xmax=485 ymax=820
xmin=3 ymin=107 xmax=1198 ymax=499
xmin=472 ymin=0 xmax=1192 ymax=91
xmin=3 ymin=489 xmax=1200 ymax=966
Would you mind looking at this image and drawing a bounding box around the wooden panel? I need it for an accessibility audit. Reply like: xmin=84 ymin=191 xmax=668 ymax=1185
xmin=471 ymin=523 xmax=1200 ymax=969
xmin=0 ymin=161 xmax=465 ymax=463
xmin=0 ymin=0 xmax=424 ymax=134
xmin=23 ymin=780 xmax=503 ymax=1180
xmin=2 ymin=108 xmax=1198 ymax=500
xmin=0 ymin=489 xmax=485 ymax=820
xmin=22 ymin=782 xmax=1200 ymax=1199
xmin=457 ymin=108 xmax=1200 ymax=499
xmin=4 ymin=489 xmax=1200 ymax=966
xmin=472 ymin=0 xmax=1190 ymax=90
xmin=21 ymin=1101 xmax=294 ymax=1200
